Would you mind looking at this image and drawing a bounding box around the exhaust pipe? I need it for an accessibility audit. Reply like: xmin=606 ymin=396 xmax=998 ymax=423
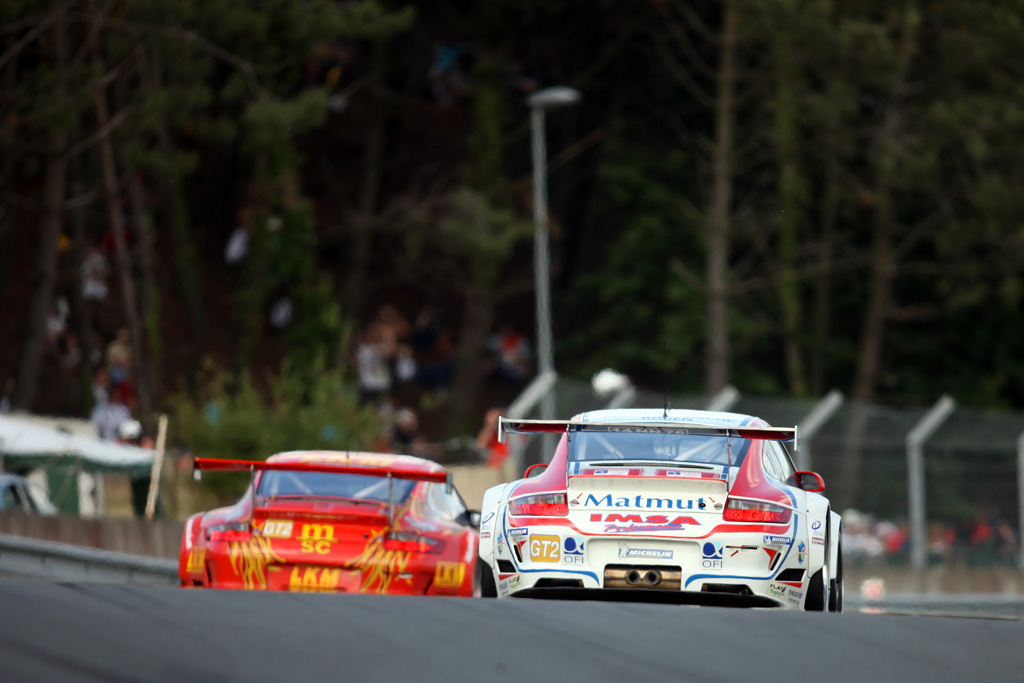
xmin=625 ymin=570 xmax=642 ymax=585
xmin=643 ymin=570 xmax=661 ymax=586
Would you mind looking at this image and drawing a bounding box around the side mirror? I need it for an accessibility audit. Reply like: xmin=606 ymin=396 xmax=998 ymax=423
xmin=467 ymin=510 xmax=482 ymax=528
xmin=524 ymin=463 xmax=548 ymax=478
xmin=796 ymin=471 xmax=825 ymax=493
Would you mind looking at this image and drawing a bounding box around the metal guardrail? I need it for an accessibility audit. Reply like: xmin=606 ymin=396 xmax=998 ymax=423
xmin=0 ymin=533 xmax=179 ymax=585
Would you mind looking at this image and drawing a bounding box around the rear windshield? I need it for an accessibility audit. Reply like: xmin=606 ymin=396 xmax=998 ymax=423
xmin=568 ymin=431 xmax=753 ymax=467
xmin=256 ymin=470 xmax=416 ymax=504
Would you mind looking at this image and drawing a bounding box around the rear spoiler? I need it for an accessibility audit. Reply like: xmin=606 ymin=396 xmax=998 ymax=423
xmin=192 ymin=458 xmax=449 ymax=484
xmin=192 ymin=458 xmax=451 ymax=526
xmin=498 ymin=418 xmax=798 ymax=451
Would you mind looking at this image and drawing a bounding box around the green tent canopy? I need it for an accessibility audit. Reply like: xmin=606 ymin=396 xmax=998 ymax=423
xmin=0 ymin=414 xmax=154 ymax=476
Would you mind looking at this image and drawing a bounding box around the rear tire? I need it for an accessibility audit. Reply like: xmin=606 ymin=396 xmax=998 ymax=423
xmin=804 ymin=567 xmax=828 ymax=611
xmin=828 ymin=538 xmax=844 ymax=613
xmin=477 ymin=558 xmax=497 ymax=598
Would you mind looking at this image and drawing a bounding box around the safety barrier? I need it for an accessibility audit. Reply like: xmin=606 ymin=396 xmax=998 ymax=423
xmin=0 ymin=533 xmax=178 ymax=585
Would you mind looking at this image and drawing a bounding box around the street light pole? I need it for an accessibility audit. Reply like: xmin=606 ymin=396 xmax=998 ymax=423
xmin=529 ymin=89 xmax=581 ymax=379
xmin=527 ymin=87 xmax=580 ymax=458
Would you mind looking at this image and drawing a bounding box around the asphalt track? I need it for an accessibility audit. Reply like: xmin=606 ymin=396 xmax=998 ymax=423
xmin=2 ymin=582 xmax=1023 ymax=682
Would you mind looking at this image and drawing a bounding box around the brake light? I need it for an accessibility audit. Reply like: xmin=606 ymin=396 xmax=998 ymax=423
xmin=509 ymin=493 xmax=567 ymax=517
xmin=383 ymin=531 xmax=445 ymax=553
xmin=723 ymin=498 xmax=792 ymax=524
xmin=206 ymin=523 xmax=252 ymax=542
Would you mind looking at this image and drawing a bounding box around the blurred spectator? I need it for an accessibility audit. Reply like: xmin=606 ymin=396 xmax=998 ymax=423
xmin=428 ymin=41 xmax=469 ymax=103
xmin=391 ymin=408 xmax=439 ymax=458
xmin=368 ymin=305 xmax=410 ymax=360
xmin=411 ymin=304 xmax=446 ymax=356
xmin=106 ymin=328 xmax=132 ymax=386
xmin=269 ymin=295 xmax=293 ymax=330
xmin=395 ymin=345 xmax=417 ymax=385
xmin=81 ymin=247 xmax=109 ymax=302
xmin=46 ymin=299 xmax=68 ymax=353
xmin=224 ymin=225 xmax=249 ymax=265
xmin=91 ymin=374 xmax=133 ymax=441
xmin=355 ymin=332 xmax=392 ymax=404
xmin=476 ymin=407 xmax=509 ymax=468
xmin=485 ymin=322 xmax=531 ymax=382
xmin=417 ymin=329 xmax=455 ymax=396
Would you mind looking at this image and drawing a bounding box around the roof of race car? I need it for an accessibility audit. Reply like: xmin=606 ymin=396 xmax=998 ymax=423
xmin=267 ymin=450 xmax=445 ymax=473
xmin=573 ymin=408 xmax=763 ymax=427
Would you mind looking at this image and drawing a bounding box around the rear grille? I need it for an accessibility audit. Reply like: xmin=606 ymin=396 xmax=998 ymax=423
xmin=604 ymin=565 xmax=681 ymax=590
xmin=776 ymin=568 xmax=805 ymax=582
xmin=701 ymin=583 xmax=753 ymax=595
xmin=534 ymin=578 xmax=583 ymax=588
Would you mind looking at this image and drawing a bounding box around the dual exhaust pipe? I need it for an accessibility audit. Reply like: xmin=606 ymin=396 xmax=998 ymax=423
xmin=625 ymin=569 xmax=662 ymax=587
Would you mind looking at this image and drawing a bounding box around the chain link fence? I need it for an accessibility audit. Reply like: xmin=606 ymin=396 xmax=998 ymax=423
xmin=506 ymin=375 xmax=1023 ymax=569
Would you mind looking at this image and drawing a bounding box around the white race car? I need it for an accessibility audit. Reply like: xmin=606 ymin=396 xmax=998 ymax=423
xmin=477 ymin=408 xmax=843 ymax=611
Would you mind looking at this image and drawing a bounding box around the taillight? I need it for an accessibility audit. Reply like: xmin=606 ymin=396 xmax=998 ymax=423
xmin=509 ymin=493 xmax=568 ymax=517
xmin=383 ymin=531 xmax=445 ymax=553
xmin=723 ymin=498 xmax=792 ymax=524
xmin=206 ymin=523 xmax=252 ymax=542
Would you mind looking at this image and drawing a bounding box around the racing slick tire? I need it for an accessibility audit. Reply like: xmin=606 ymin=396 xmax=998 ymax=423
xmin=804 ymin=567 xmax=828 ymax=611
xmin=828 ymin=539 xmax=844 ymax=613
xmin=477 ymin=558 xmax=497 ymax=598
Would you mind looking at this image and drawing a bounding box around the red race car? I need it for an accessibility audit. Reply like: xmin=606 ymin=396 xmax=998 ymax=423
xmin=179 ymin=451 xmax=480 ymax=595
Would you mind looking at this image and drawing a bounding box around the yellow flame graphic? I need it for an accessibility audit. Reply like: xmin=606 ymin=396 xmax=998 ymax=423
xmin=345 ymin=529 xmax=411 ymax=593
xmin=228 ymin=535 xmax=284 ymax=590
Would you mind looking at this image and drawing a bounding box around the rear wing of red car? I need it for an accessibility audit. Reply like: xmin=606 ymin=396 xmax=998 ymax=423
xmin=498 ymin=418 xmax=798 ymax=451
xmin=193 ymin=457 xmax=451 ymax=526
xmin=192 ymin=457 xmax=449 ymax=484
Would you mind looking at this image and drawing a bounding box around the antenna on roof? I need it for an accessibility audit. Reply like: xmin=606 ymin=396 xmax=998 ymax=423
xmin=662 ymin=335 xmax=671 ymax=418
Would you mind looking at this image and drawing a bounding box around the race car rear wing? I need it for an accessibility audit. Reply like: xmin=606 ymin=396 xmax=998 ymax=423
xmin=192 ymin=457 xmax=451 ymax=525
xmin=498 ymin=418 xmax=798 ymax=451
xmin=192 ymin=458 xmax=449 ymax=484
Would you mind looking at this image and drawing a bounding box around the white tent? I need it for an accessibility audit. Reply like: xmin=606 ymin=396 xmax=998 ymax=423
xmin=0 ymin=413 xmax=154 ymax=474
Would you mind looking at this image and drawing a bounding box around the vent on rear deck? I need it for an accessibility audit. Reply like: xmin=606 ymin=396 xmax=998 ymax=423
xmin=776 ymin=568 xmax=805 ymax=582
xmin=497 ymin=560 xmax=516 ymax=574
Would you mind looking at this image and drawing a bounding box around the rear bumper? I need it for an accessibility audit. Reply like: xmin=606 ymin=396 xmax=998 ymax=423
xmin=510 ymin=586 xmax=783 ymax=608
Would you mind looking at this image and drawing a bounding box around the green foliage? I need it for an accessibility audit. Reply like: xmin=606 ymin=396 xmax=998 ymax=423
xmin=168 ymin=358 xmax=381 ymax=502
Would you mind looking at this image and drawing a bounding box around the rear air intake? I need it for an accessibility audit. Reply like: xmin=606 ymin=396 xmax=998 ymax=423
xmin=496 ymin=560 xmax=516 ymax=574
xmin=776 ymin=568 xmax=805 ymax=582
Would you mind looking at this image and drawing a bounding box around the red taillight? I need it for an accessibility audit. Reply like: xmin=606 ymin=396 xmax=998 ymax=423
xmin=509 ymin=493 xmax=568 ymax=517
xmin=383 ymin=531 xmax=445 ymax=553
xmin=723 ymin=498 xmax=792 ymax=524
xmin=206 ymin=523 xmax=252 ymax=542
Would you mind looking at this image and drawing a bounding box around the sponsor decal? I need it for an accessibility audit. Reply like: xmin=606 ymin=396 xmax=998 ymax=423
xmin=811 ymin=520 xmax=822 ymax=531
xmin=582 ymin=494 xmax=705 ymax=511
xmin=497 ymin=534 xmax=507 ymax=556
xmin=701 ymin=541 xmax=723 ymax=569
xmin=662 ymin=470 xmax=727 ymax=481
xmin=529 ymin=535 xmax=561 ymax=562
xmin=434 ymin=562 xmax=466 ymax=588
xmin=763 ymin=535 xmax=790 ymax=544
xmin=288 ymin=566 xmax=342 ymax=593
xmin=797 ymin=542 xmax=806 ymax=565
xmin=480 ymin=531 xmax=492 ymax=539
xmin=563 ymin=536 xmax=585 ymax=565
xmin=787 ymin=588 xmax=803 ymax=600
xmin=768 ymin=583 xmax=787 ymax=598
xmin=480 ymin=512 xmax=495 ymax=528
xmin=591 ymin=513 xmax=701 ymax=533
xmin=508 ymin=574 xmax=522 ymax=591
xmin=497 ymin=580 xmax=510 ymax=597
xmin=299 ymin=523 xmax=338 ymax=555
xmin=811 ymin=537 xmax=825 ymax=545
xmin=186 ymin=547 xmax=206 ymax=574
xmin=260 ymin=520 xmax=294 ymax=539
xmin=618 ymin=545 xmax=673 ymax=560
xmin=590 ymin=468 xmax=635 ymax=475
xmin=508 ymin=527 xmax=529 ymax=537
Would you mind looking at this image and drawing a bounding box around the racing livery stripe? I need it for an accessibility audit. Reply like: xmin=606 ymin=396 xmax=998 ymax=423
xmin=683 ymin=514 xmax=799 ymax=588
xmin=500 ymin=506 xmax=600 ymax=584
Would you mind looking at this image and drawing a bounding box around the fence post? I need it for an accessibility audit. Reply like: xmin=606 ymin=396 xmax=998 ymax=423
xmin=795 ymin=389 xmax=844 ymax=471
xmin=1017 ymin=428 xmax=1024 ymax=570
xmin=906 ymin=395 xmax=956 ymax=570
xmin=706 ymin=385 xmax=740 ymax=412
